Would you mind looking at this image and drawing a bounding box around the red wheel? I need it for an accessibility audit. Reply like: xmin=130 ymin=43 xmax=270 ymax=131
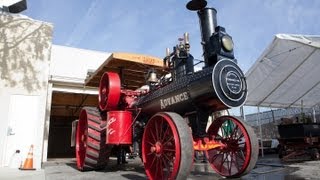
xmin=76 ymin=107 xmax=109 ymax=171
xmin=142 ymin=112 xmax=193 ymax=180
xmin=98 ymin=72 xmax=121 ymax=111
xmin=206 ymin=116 xmax=258 ymax=178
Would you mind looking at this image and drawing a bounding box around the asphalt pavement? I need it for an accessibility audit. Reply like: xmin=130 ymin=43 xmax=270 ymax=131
xmin=1 ymin=154 xmax=319 ymax=180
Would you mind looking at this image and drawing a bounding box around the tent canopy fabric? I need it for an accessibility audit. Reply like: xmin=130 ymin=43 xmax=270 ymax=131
xmin=245 ymin=34 xmax=320 ymax=108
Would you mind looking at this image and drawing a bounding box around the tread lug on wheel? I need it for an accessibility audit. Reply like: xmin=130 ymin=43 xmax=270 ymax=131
xmin=142 ymin=112 xmax=193 ymax=180
xmin=206 ymin=116 xmax=258 ymax=178
xmin=76 ymin=107 xmax=109 ymax=171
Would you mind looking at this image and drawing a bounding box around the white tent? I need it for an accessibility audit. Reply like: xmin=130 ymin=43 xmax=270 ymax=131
xmin=245 ymin=34 xmax=320 ymax=108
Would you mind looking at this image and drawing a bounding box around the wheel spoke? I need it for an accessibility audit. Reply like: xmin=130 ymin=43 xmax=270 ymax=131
xmin=159 ymin=157 xmax=164 ymax=178
xmin=237 ymin=149 xmax=246 ymax=161
xmin=154 ymin=120 xmax=159 ymax=140
xmin=226 ymin=152 xmax=231 ymax=174
xmin=155 ymin=157 xmax=159 ymax=177
xmin=149 ymin=155 xmax=157 ymax=168
xmin=229 ymin=152 xmax=234 ymax=175
xmin=162 ymin=136 xmax=174 ymax=146
xmin=231 ymin=125 xmax=239 ymax=140
xmin=159 ymin=117 xmax=164 ymax=141
xmin=235 ymin=151 xmax=244 ymax=164
xmin=163 ymin=153 xmax=173 ymax=163
xmin=161 ymin=124 xmax=170 ymax=142
xmin=161 ymin=156 xmax=171 ymax=178
xmin=220 ymin=153 xmax=228 ymax=172
xmin=236 ymin=133 xmax=244 ymax=141
xmin=160 ymin=156 xmax=166 ymax=167
xmin=210 ymin=150 xmax=223 ymax=162
xmin=146 ymin=141 xmax=154 ymax=146
xmin=163 ymin=148 xmax=175 ymax=152
xmin=149 ymin=128 xmax=157 ymax=143
xmin=235 ymin=151 xmax=241 ymax=171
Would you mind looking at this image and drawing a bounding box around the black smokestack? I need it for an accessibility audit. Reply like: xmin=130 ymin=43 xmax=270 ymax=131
xmin=197 ymin=8 xmax=217 ymax=67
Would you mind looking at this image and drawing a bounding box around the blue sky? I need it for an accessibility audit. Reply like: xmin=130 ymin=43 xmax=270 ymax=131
xmin=24 ymin=0 xmax=320 ymax=115
xmin=24 ymin=0 xmax=320 ymax=73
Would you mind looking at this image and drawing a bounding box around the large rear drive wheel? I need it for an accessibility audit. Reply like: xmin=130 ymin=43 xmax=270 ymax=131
xmin=206 ymin=116 xmax=258 ymax=178
xmin=76 ymin=107 xmax=109 ymax=171
xmin=142 ymin=112 xmax=193 ymax=180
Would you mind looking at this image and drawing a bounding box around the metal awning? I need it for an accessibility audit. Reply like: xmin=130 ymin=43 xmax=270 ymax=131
xmin=85 ymin=52 xmax=165 ymax=89
xmin=245 ymin=34 xmax=320 ymax=108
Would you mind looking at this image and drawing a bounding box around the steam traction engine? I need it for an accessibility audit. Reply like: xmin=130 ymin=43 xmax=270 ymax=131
xmin=74 ymin=0 xmax=258 ymax=179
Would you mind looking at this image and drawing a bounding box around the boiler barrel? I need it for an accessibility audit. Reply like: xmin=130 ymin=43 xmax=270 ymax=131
xmin=136 ymin=59 xmax=247 ymax=115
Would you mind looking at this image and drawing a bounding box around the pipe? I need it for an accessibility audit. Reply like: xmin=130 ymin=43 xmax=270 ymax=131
xmin=197 ymin=8 xmax=217 ymax=67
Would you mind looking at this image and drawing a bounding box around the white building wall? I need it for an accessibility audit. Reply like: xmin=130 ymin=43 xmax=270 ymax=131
xmin=41 ymin=45 xmax=110 ymax=162
xmin=50 ymin=45 xmax=110 ymax=82
xmin=0 ymin=12 xmax=53 ymax=169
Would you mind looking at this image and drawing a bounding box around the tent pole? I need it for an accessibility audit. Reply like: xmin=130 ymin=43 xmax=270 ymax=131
xmin=258 ymin=106 xmax=264 ymax=157
xmin=240 ymin=106 xmax=246 ymax=121
xmin=271 ymin=108 xmax=275 ymax=123
xmin=313 ymin=107 xmax=316 ymax=123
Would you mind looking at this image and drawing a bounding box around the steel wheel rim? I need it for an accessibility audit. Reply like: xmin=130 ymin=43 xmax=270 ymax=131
xmin=76 ymin=110 xmax=88 ymax=170
xmin=142 ymin=114 xmax=181 ymax=180
xmin=206 ymin=116 xmax=251 ymax=177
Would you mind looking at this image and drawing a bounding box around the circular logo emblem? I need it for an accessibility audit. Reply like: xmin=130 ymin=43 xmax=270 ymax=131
xmin=226 ymin=71 xmax=242 ymax=94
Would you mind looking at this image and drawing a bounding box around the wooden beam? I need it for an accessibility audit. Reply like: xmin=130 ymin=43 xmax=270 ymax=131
xmin=51 ymin=92 xmax=98 ymax=106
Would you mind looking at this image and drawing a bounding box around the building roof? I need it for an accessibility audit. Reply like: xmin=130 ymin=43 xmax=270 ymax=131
xmin=50 ymin=45 xmax=110 ymax=84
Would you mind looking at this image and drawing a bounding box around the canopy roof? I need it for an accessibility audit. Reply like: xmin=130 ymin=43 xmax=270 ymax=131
xmin=245 ymin=34 xmax=320 ymax=108
xmin=85 ymin=52 xmax=165 ymax=89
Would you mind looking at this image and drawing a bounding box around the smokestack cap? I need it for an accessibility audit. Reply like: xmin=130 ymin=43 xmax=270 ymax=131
xmin=186 ymin=0 xmax=207 ymax=11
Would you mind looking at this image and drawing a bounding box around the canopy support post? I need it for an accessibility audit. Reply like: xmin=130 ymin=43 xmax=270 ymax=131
xmin=271 ymin=108 xmax=275 ymax=123
xmin=240 ymin=106 xmax=246 ymax=121
xmin=257 ymin=106 xmax=264 ymax=157
xmin=313 ymin=107 xmax=316 ymax=123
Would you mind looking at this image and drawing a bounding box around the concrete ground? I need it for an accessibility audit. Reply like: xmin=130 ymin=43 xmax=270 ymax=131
xmin=0 ymin=167 xmax=45 ymax=180
xmin=1 ymin=154 xmax=319 ymax=180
